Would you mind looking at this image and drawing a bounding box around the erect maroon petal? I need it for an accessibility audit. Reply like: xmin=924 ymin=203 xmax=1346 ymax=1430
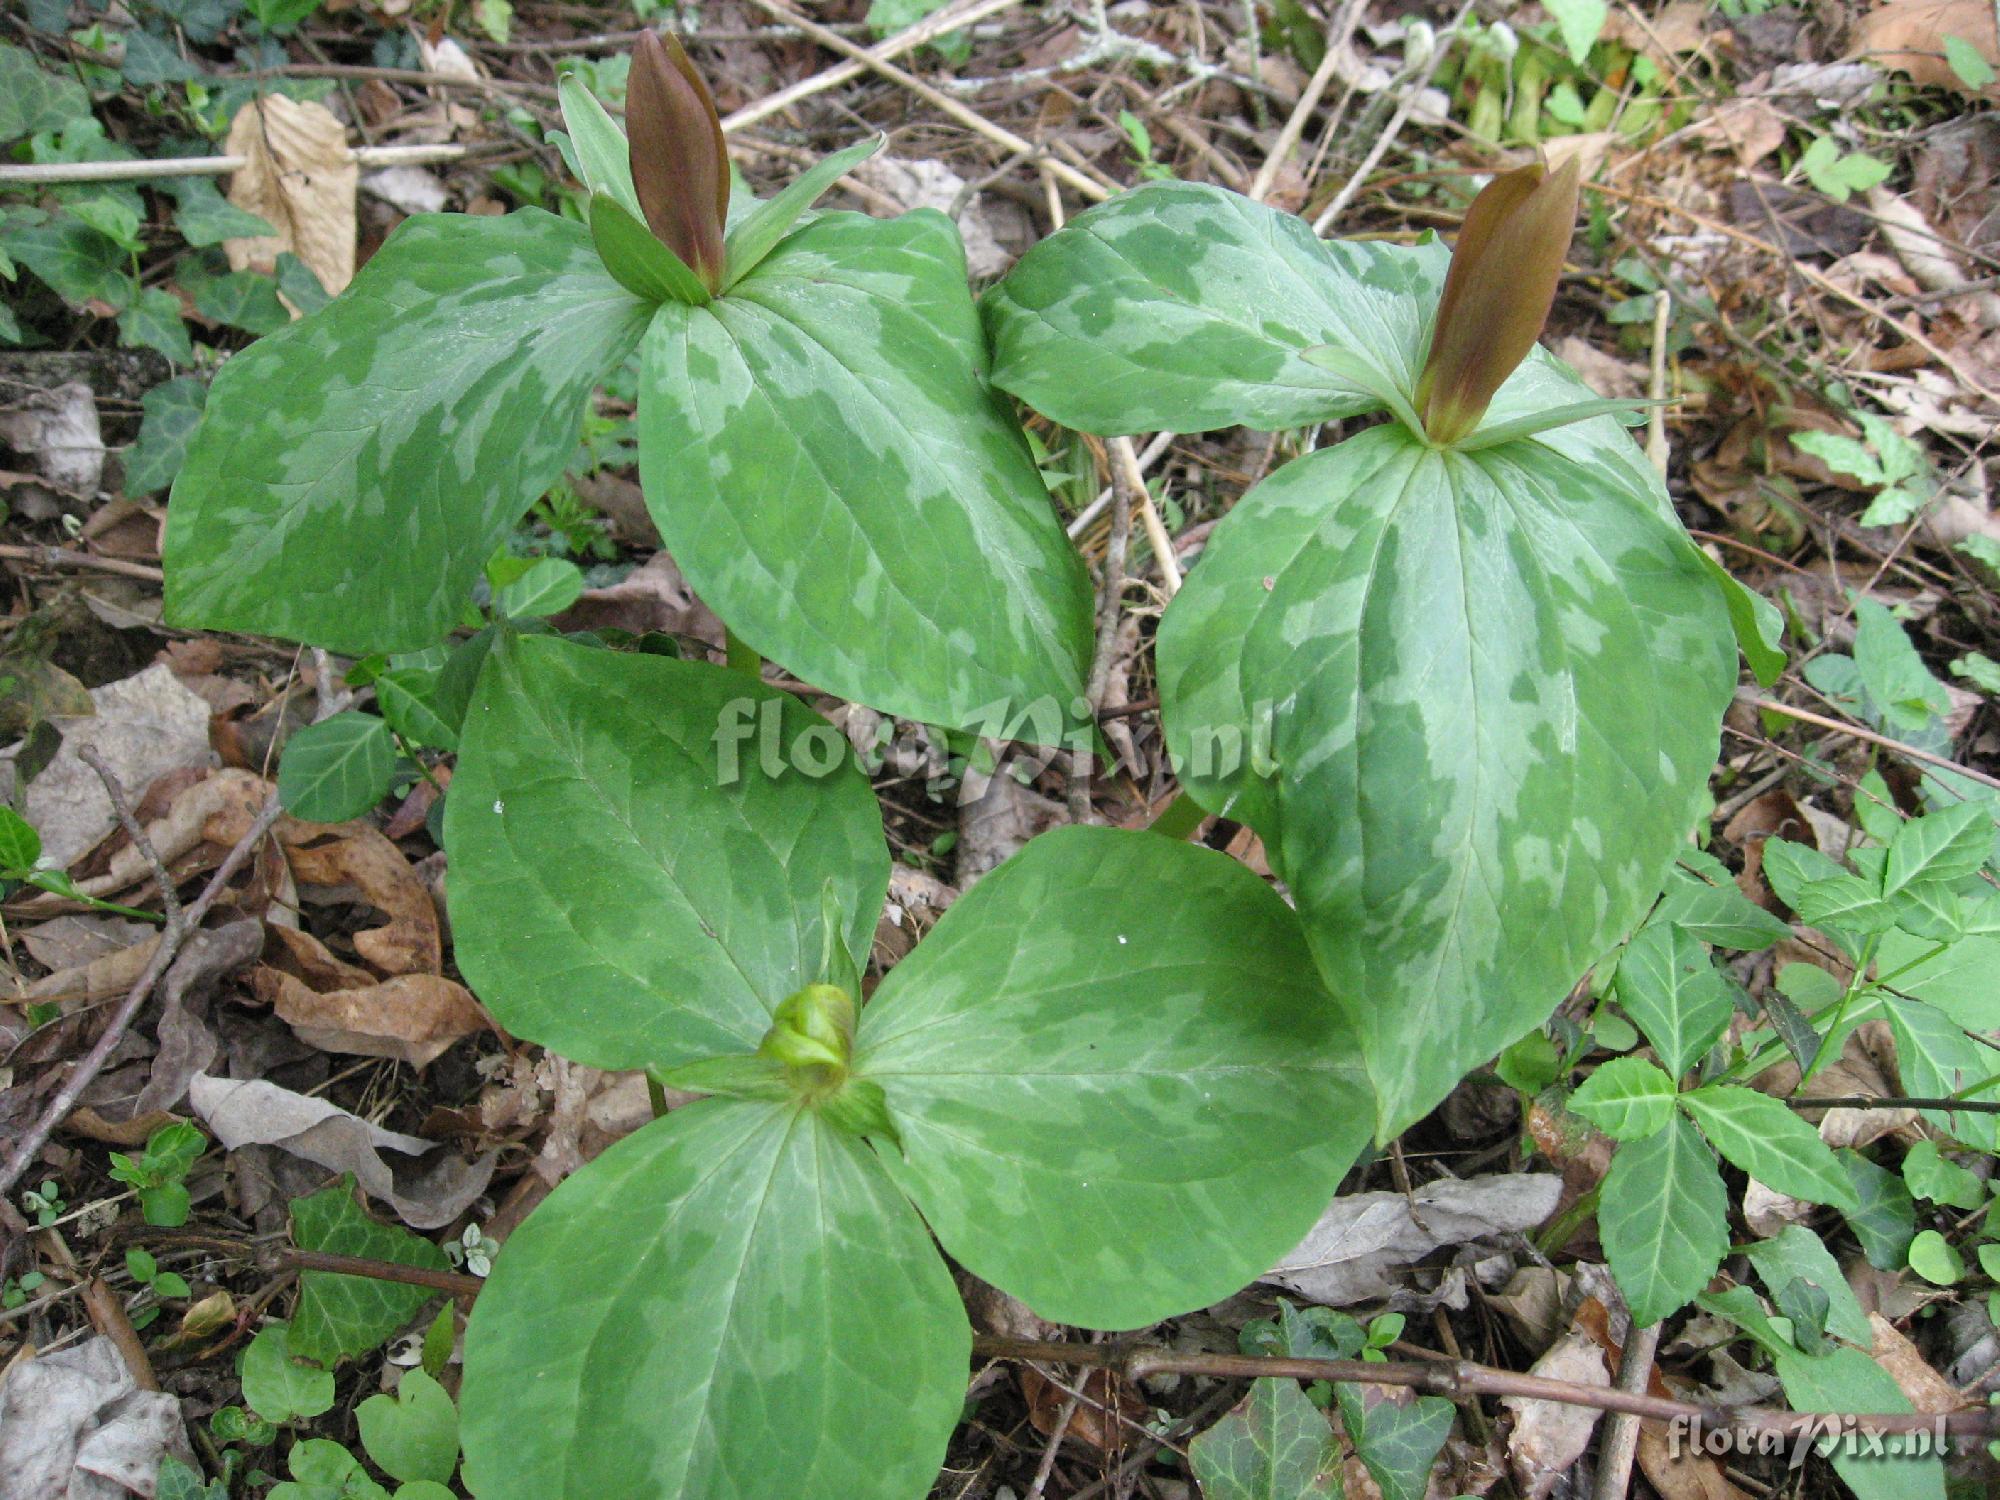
xmin=627 ymin=29 xmax=727 ymax=290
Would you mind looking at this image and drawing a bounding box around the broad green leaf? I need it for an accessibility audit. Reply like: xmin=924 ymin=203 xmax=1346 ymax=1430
xmin=445 ymin=634 xmax=888 ymax=1070
xmin=722 ymin=136 xmax=881 ymax=290
xmin=269 ymin=1439 xmax=388 ymax=1500
xmin=277 ymin=712 xmax=396 ymax=822
xmin=986 ymin=180 xmax=1443 ymax=435
xmin=192 ymin=268 xmax=288 ymax=334
xmin=1840 ymin=1150 xmax=1916 ymax=1270
xmin=289 ymin=1176 xmax=449 ymax=1365
xmin=0 ymin=807 xmax=41 ymax=871
xmin=6 ymin=216 xmax=131 ymax=307
xmin=1679 ymin=1085 xmax=1858 ymax=1208
xmin=1335 ymin=1383 xmax=1453 ymax=1500
xmin=1743 ymin=1224 xmax=1871 ymax=1345
xmin=1884 ymin=995 xmax=1999 ymax=1148
xmin=556 ymin=72 xmax=642 ymax=223
xmin=241 ymin=1322 xmax=334 ymax=1423
xmin=1946 ymin=32 xmax=1997 ymax=88
xmin=489 ymin=556 xmax=583 ymax=620
xmin=856 ymin=824 xmax=1368 ymax=1328
xmin=1159 ymin=420 xmax=1733 ymax=1138
xmin=1188 ymin=1378 xmax=1341 ymax=1500
xmin=639 ymin=209 xmax=1093 ymax=740
xmin=373 ymin=669 xmax=458 ymax=751
xmin=1696 ymin=548 xmax=1786 ymax=687
xmin=1545 ymin=0 xmax=1607 ymax=63
xmin=459 ymin=1098 xmax=967 ymax=1500
xmin=121 ymin=30 xmax=203 ymax=86
xmin=1901 ymin=1139 xmax=1985 ymax=1210
xmin=165 ymin=210 xmax=649 ymax=654
xmin=124 ymin=375 xmax=207 ymax=498
xmin=155 ymin=1456 xmax=225 ymax=1500
xmin=1568 ymin=1056 xmax=1677 ymax=1141
xmin=1655 ymin=852 xmax=1790 ymax=949
xmin=1771 ymin=1343 xmax=1945 ymax=1500
xmin=0 ymin=43 xmax=92 ymax=141
xmin=1853 ymin=598 xmax=1951 ymax=734
xmin=1883 ymin=801 xmax=1991 ymax=895
xmin=1597 ymin=1115 xmax=1728 ymax=1325
xmin=166 ymin=178 xmax=274 ymax=247
xmin=1615 ymin=923 xmax=1736 ymax=1080
xmin=1908 ymin=1228 xmax=1964 ymax=1285
xmin=357 ymin=1370 xmax=458 ymax=1485
xmin=1760 ymin=839 xmax=1896 ymax=934
xmin=588 ymin=193 xmax=710 ymax=305
xmin=275 ymin=252 xmax=332 ymax=316
xmin=119 ymin=287 xmax=193 ymax=364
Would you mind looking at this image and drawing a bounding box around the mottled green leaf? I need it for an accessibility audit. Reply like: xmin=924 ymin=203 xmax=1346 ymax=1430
xmin=856 ymin=825 xmax=1368 ymax=1328
xmin=1615 ymin=923 xmax=1737 ymax=1079
xmin=1743 ymin=1224 xmax=1871 ymax=1344
xmin=1189 ymin=1378 xmax=1341 ymax=1500
xmin=357 ymin=1369 xmax=458 ymax=1485
xmin=639 ymin=209 xmax=1092 ymax=740
xmin=987 ymin=180 xmax=1440 ymax=436
xmin=1598 ymin=1115 xmax=1728 ymax=1325
xmin=0 ymin=43 xmax=92 ymax=142
xmin=192 ymin=268 xmax=289 ymax=333
xmin=445 ymin=634 xmax=888 ymax=1070
xmin=722 ymin=136 xmax=880 ymax=290
xmin=124 ymin=376 xmax=207 ymax=498
xmin=274 ymin=252 xmax=331 ymax=316
xmin=1158 ymin=417 xmax=1732 ymax=1138
xmin=459 ymin=1099 xmax=966 ymax=1500
xmin=118 ymin=286 xmax=192 ymax=364
xmin=1679 ymin=1086 xmax=1857 ymax=1208
xmin=290 ymin=1175 xmax=449 ymax=1364
xmin=278 ymin=712 xmax=396 ymax=822
xmin=6 ymin=216 xmax=131 ymax=307
xmin=1569 ymin=1056 xmax=1677 ymax=1141
xmin=166 ymin=178 xmax=273 ymax=247
xmin=165 ymin=210 xmax=649 ymax=653
xmin=120 ymin=29 xmax=202 ymax=86
xmin=1336 ymin=1383 xmax=1452 ymax=1500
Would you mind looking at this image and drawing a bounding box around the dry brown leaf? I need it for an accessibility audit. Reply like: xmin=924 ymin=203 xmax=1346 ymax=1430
xmin=1019 ymin=1363 xmax=1142 ymax=1456
xmin=224 ymin=95 xmax=357 ymax=300
xmin=284 ymin=828 xmax=441 ymax=975
xmin=1861 ymin=0 xmax=2000 ymax=98
xmin=1501 ymin=1329 xmax=1607 ymax=1499
xmin=1636 ymin=1422 xmax=1756 ymax=1500
xmin=257 ymin=968 xmax=485 ymax=1068
xmin=66 ymin=769 xmax=272 ymax=904
xmin=1868 ymin=1311 xmax=1967 ymax=1414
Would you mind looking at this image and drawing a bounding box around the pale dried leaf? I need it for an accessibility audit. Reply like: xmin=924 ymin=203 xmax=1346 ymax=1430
xmin=1861 ymin=0 xmax=2000 ymax=98
xmin=257 ymin=967 xmax=485 ymax=1068
xmin=0 ymin=1337 xmax=195 ymax=1499
xmin=1502 ymin=1331 xmax=1607 ymax=1500
xmin=284 ymin=827 xmax=441 ymax=976
xmin=225 ymin=95 xmax=356 ymax=298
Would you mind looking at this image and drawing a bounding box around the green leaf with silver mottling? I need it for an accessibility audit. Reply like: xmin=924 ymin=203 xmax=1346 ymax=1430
xmin=277 ymin=712 xmax=396 ymax=822
xmin=445 ymin=634 xmax=888 ymax=1071
xmin=1159 ymin=421 xmax=1734 ymax=1139
xmin=192 ymin=269 xmax=288 ymax=334
xmin=1598 ymin=1114 xmax=1728 ymax=1326
xmin=165 ymin=210 xmax=649 ymax=654
xmin=1335 ymin=1384 xmax=1453 ymax=1500
xmin=290 ymin=1176 xmax=449 ymax=1365
xmin=1884 ymin=995 xmax=1999 ymax=1149
xmin=459 ymin=1098 xmax=967 ymax=1500
xmin=1188 ymin=1378 xmax=1341 ymax=1500
xmin=986 ymin=180 xmax=1442 ymax=436
xmin=1679 ymin=1086 xmax=1858 ymax=1208
xmin=722 ymin=136 xmax=881 ymax=290
xmin=639 ymin=209 xmax=1092 ymax=741
xmin=6 ymin=216 xmax=130 ymax=307
xmin=490 ymin=556 xmax=583 ymax=620
xmin=1743 ymin=1223 xmax=1871 ymax=1345
xmin=124 ymin=376 xmax=207 ymax=498
xmin=0 ymin=43 xmax=92 ymax=141
xmin=1614 ymin=923 xmax=1735 ymax=1080
xmin=1569 ymin=1056 xmax=1677 ymax=1141
xmin=856 ymin=825 xmax=1369 ymax=1329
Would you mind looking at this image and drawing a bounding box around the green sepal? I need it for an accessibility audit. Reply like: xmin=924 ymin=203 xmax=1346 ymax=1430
xmin=590 ymin=194 xmax=711 ymax=305
xmin=723 ymin=136 xmax=882 ymax=291
xmin=1450 ymin=396 xmax=1665 ymax=451
xmin=556 ymin=73 xmax=642 ymax=222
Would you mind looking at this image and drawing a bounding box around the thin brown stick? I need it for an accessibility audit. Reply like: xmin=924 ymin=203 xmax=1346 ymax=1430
xmin=968 ymin=1336 xmax=1998 ymax=1440
xmin=82 ymin=1275 xmax=161 ymax=1392
xmin=0 ymin=544 xmax=164 ymax=581
xmin=284 ymin=1250 xmax=484 ymax=1298
xmin=0 ymin=793 xmax=284 ymax=1215
xmin=1592 ymin=1323 xmax=1660 ymax=1500
xmin=1746 ymin=694 xmax=2000 ymax=793
xmin=79 ymin=747 xmax=181 ymax=933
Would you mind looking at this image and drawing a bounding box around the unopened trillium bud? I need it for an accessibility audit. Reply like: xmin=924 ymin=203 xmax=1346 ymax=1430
xmin=627 ymin=29 xmax=728 ymax=292
xmin=1416 ymin=154 xmax=1582 ymax=447
xmin=759 ymin=983 xmax=857 ymax=1094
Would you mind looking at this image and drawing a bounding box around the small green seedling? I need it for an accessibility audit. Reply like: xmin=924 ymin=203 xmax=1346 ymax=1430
xmin=21 ymin=1179 xmax=66 ymax=1227
xmin=108 ymin=1120 xmax=207 ymax=1227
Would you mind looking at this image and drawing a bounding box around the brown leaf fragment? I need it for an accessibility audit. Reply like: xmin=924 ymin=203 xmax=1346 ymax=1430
xmin=284 ymin=828 xmax=441 ymax=976
xmin=257 ymin=967 xmax=485 ymax=1068
xmin=1501 ymin=1329 xmax=1608 ymax=1499
xmin=224 ymin=95 xmax=357 ymax=300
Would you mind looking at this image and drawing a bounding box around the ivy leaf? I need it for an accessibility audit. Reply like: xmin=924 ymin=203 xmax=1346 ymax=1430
xmin=120 ymin=28 xmax=203 ymax=86
xmin=1679 ymin=1085 xmax=1859 ymax=1208
xmin=1158 ymin=418 xmax=1733 ymax=1139
xmin=165 ymin=178 xmax=274 ymax=247
xmin=986 ymin=181 xmax=1441 ymax=436
xmin=165 ymin=210 xmax=650 ymax=654
xmin=1188 ymin=1378 xmax=1341 ymax=1500
xmin=1853 ymin=598 xmax=1951 ymax=734
xmin=1613 ymin=923 xmax=1736 ymax=1079
xmin=118 ymin=286 xmax=192 ymax=364
xmin=639 ymin=208 xmax=1093 ymax=741
xmin=1840 ymin=1150 xmax=1916 ymax=1270
xmin=855 ymin=824 xmax=1369 ymax=1328
xmin=5 ymin=216 xmax=131 ymax=307
xmin=0 ymin=43 xmax=92 ymax=142
xmin=277 ymin=711 xmax=396 ymax=822
xmin=124 ymin=376 xmax=207 ymax=498
xmin=191 ymin=268 xmax=289 ymax=334
xmin=290 ymin=1175 xmax=449 ymax=1364
xmin=1334 ymin=1383 xmax=1454 ymax=1500
xmin=1597 ymin=1115 xmax=1729 ymax=1326
xmin=445 ymin=635 xmax=889 ymax=1071
xmin=1569 ymin=1056 xmax=1678 ymax=1141
xmin=458 ymin=1099 xmax=967 ymax=1500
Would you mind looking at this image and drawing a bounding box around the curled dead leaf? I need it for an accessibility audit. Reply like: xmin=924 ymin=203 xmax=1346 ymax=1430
xmin=225 ymin=95 xmax=357 ymax=301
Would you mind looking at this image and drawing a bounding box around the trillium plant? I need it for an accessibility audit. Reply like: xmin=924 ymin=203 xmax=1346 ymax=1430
xmin=159 ymin=30 xmax=1780 ymax=1499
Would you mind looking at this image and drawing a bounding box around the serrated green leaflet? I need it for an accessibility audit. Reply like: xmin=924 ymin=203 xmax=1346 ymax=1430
xmin=0 ymin=807 xmax=40 ymax=871
xmin=1655 ymin=854 xmax=1790 ymax=949
xmin=1598 ymin=1114 xmax=1727 ymax=1325
xmin=856 ymin=825 xmax=1368 ymax=1328
xmin=290 ymin=1176 xmax=449 ymax=1364
xmin=164 ymin=211 xmax=649 ymax=653
xmin=1159 ymin=421 xmax=1734 ymax=1138
xmin=1613 ymin=923 xmax=1734 ymax=1079
xmin=444 ymin=635 xmax=888 ymax=1070
xmin=278 ymin=712 xmax=396 ymax=822
xmin=1884 ymin=996 xmax=1999 ymax=1148
xmin=638 ymin=209 xmax=1092 ymax=740
xmin=986 ymin=181 xmax=1441 ymax=436
xmin=374 ymin=669 xmax=458 ymax=751
xmin=458 ymin=1098 xmax=967 ymax=1500
xmin=1883 ymin=800 xmax=1991 ymax=895
xmin=1679 ymin=1086 xmax=1857 ymax=1208
xmin=489 ymin=557 xmax=583 ymax=620
xmin=1568 ymin=1056 xmax=1677 ymax=1141
xmin=1188 ymin=1378 xmax=1341 ymax=1500
xmin=1876 ymin=930 xmax=2000 ymax=1030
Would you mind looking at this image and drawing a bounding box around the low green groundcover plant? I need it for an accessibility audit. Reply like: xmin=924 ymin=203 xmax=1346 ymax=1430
xmin=157 ymin=29 xmax=1788 ymax=1497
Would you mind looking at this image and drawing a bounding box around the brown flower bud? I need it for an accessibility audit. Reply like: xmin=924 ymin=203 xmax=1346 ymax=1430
xmin=1416 ymin=154 xmax=1582 ymax=447
xmin=627 ymin=29 xmax=728 ymax=292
